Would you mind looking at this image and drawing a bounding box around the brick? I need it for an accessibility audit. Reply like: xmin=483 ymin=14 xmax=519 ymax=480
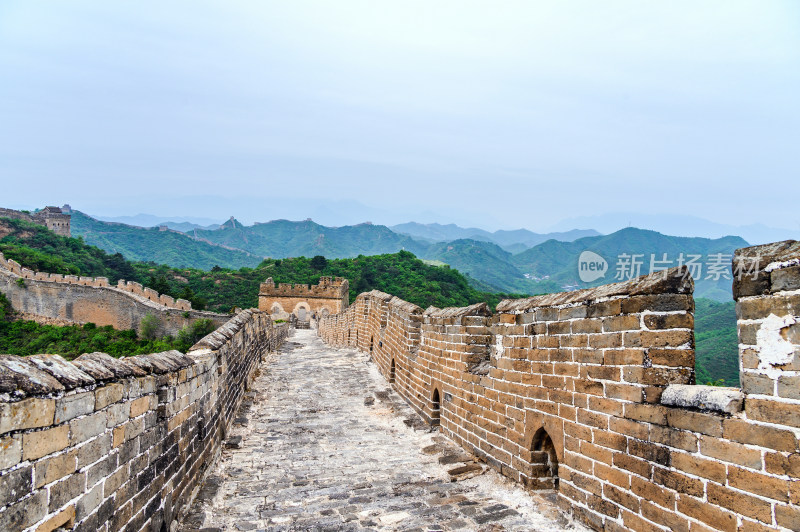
xmin=35 ymin=449 xmax=78 ymax=488
xmin=0 ymin=465 xmax=32 ymax=506
xmin=603 ymin=349 xmax=644 ymax=365
xmin=666 ymin=408 xmax=723 ymax=437
xmin=699 ymin=435 xmax=763 ymax=469
xmin=625 ymin=403 xmax=667 ymax=425
xmin=0 ymin=433 xmax=22 ymax=469
xmin=95 ymin=383 xmax=124 ymax=410
xmin=603 ymin=315 xmax=641 ymax=332
xmin=23 ymin=424 xmax=69 ymax=460
xmin=746 ymin=398 xmax=800 ymax=429
xmin=629 ymin=439 xmax=670 ymax=467
xmin=0 ymin=490 xmax=47 ymax=531
xmin=647 ymin=348 xmax=694 ymax=368
xmin=631 ymin=475 xmax=674 ymax=508
xmin=676 ymin=494 xmax=737 ymax=532
xmin=652 ymin=466 xmax=703 ymax=497
xmin=129 ymin=395 xmax=153 ymax=418
xmin=54 ymin=392 xmax=95 ymax=424
xmin=48 ymin=471 xmax=86 ymax=512
xmin=640 ymin=500 xmax=689 ymax=532
xmin=643 ymin=313 xmax=693 ymax=330
xmin=729 ymin=466 xmax=790 ymax=502
xmin=723 ymin=417 xmax=797 ymax=452
xmin=671 ymin=452 xmax=726 ymax=484
xmin=776 ymin=503 xmax=800 ymax=531
xmin=706 ymin=482 xmax=772 ymax=523
xmin=35 ymin=504 xmax=75 ymax=532
xmin=615 ymin=453 xmax=652 ymax=478
xmin=69 ymin=411 xmax=108 ymax=443
xmin=778 ymin=375 xmax=800 ymax=400
xmin=741 ymin=372 xmax=776 ymax=395
xmin=649 ymin=425 xmax=697 ymax=452
xmin=0 ymin=397 xmax=55 ymax=435
xmin=604 ymin=484 xmax=639 ymax=512
xmin=641 ymin=330 xmax=693 ymax=348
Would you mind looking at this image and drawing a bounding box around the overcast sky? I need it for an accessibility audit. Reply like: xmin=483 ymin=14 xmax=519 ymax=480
xmin=1 ymin=1 xmax=798 ymax=232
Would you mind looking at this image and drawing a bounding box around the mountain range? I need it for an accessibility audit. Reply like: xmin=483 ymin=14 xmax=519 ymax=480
xmin=73 ymin=211 xmax=750 ymax=300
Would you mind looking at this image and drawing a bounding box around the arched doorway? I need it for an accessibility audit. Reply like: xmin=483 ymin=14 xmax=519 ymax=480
xmin=529 ymin=428 xmax=558 ymax=490
xmin=431 ymin=388 xmax=441 ymax=428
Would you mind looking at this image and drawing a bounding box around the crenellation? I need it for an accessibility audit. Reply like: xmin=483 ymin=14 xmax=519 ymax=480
xmin=0 ymin=257 xmax=229 ymax=335
xmin=319 ymin=244 xmax=800 ymax=531
xmin=259 ymin=276 xmax=349 ymax=323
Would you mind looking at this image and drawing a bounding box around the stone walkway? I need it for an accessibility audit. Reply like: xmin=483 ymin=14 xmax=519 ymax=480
xmin=180 ymin=330 xmax=583 ymax=532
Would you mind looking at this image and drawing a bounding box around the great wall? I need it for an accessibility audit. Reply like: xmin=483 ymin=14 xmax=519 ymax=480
xmin=318 ymin=240 xmax=800 ymax=531
xmin=0 ymin=252 xmax=230 ymax=337
xmin=0 ymin=209 xmax=799 ymax=531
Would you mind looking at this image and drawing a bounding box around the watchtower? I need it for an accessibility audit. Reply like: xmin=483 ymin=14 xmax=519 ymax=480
xmin=258 ymin=276 xmax=349 ymax=325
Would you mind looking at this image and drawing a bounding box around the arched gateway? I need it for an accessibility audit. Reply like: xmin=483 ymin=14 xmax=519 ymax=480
xmin=258 ymin=276 xmax=349 ymax=326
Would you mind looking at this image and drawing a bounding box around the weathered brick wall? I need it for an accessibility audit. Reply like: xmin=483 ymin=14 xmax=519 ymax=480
xmin=0 ymin=252 xmax=229 ymax=336
xmin=319 ymin=241 xmax=800 ymax=531
xmin=0 ymin=310 xmax=288 ymax=532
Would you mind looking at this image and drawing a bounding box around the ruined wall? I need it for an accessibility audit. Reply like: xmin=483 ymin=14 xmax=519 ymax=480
xmin=258 ymin=276 xmax=349 ymax=318
xmin=319 ymin=240 xmax=800 ymax=532
xmin=0 ymin=310 xmax=289 ymax=532
xmin=0 ymin=252 xmax=229 ymax=336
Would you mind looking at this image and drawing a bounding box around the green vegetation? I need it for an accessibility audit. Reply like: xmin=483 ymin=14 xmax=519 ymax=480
xmin=70 ymin=211 xmax=260 ymax=270
xmin=0 ymin=293 xmax=216 ymax=359
xmin=0 ymin=217 xmax=139 ymax=283
xmin=62 ymin=212 xmax=748 ymax=300
xmin=134 ymin=250 xmax=525 ymax=312
xmin=0 ymin=217 xmax=741 ymax=382
xmin=694 ymin=298 xmax=739 ymax=386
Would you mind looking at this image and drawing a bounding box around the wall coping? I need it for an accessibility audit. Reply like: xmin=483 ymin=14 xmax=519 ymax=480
xmin=496 ymin=266 xmax=693 ymax=312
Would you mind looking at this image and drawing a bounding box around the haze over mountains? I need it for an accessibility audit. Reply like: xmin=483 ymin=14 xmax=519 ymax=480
xmin=71 ymin=210 xmax=753 ymax=301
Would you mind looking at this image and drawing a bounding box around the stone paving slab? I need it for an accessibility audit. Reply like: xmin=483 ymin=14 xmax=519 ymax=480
xmin=180 ymin=330 xmax=585 ymax=532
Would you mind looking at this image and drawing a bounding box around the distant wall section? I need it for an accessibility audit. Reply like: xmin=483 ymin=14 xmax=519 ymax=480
xmin=258 ymin=276 xmax=349 ymax=320
xmin=0 ymin=252 xmax=230 ymax=336
xmin=0 ymin=206 xmax=71 ymax=237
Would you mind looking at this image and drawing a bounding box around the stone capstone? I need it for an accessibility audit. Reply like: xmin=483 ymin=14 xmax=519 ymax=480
xmin=661 ymin=384 xmax=744 ymax=414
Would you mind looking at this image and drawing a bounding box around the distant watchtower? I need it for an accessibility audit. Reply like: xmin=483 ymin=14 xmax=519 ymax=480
xmin=259 ymin=277 xmax=349 ymax=324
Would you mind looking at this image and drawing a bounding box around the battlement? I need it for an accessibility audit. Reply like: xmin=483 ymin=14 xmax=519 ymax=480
xmin=259 ymin=276 xmax=349 ymax=318
xmin=0 ymin=251 xmax=228 ymax=335
xmin=319 ymin=240 xmax=800 ymax=532
xmin=259 ymin=276 xmax=349 ymax=299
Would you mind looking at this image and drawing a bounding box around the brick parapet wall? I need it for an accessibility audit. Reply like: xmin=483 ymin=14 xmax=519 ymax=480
xmin=0 ymin=310 xmax=288 ymax=532
xmin=0 ymin=252 xmax=229 ymax=336
xmin=320 ymin=250 xmax=800 ymax=532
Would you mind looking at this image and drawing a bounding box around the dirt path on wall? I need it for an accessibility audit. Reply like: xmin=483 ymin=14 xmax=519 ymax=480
xmin=179 ymin=329 xmax=584 ymax=532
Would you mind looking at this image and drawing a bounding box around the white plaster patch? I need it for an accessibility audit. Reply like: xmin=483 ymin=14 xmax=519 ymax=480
xmin=765 ymin=258 xmax=800 ymax=272
xmin=495 ymin=334 xmax=505 ymax=357
xmin=756 ymin=313 xmax=798 ymax=376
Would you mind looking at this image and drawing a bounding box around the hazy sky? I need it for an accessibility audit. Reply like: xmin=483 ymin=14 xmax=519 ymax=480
xmin=1 ymin=1 xmax=798 ymax=231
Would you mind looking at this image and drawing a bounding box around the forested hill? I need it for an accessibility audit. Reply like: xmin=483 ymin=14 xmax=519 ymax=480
xmin=73 ymin=211 xmax=748 ymax=300
xmin=70 ymin=211 xmax=260 ymax=270
xmin=0 ymin=215 xmax=739 ymax=383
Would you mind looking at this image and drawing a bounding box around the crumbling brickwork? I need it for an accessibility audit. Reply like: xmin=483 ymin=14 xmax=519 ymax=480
xmin=0 ymin=252 xmax=229 ymax=336
xmin=0 ymin=310 xmax=288 ymax=532
xmin=319 ymin=240 xmax=800 ymax=531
